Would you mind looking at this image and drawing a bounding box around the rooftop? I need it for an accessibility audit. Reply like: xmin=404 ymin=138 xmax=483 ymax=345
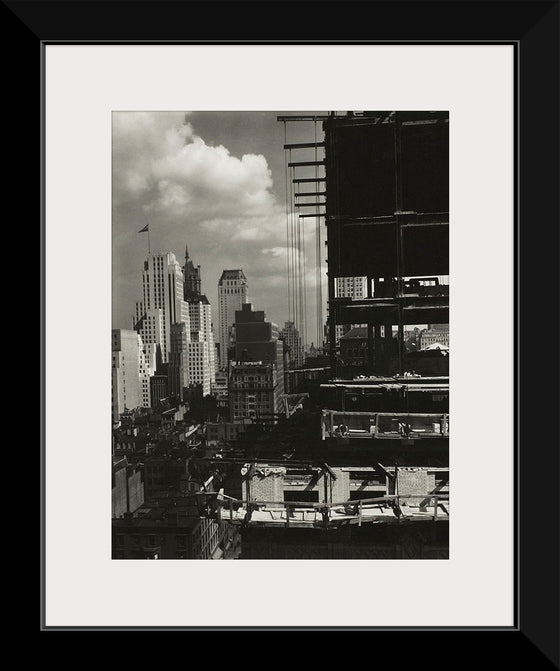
xmin=219 ymin=269 xmax=246 ymax=282
xmin=340 ymin=327 xmax=368 ymax=340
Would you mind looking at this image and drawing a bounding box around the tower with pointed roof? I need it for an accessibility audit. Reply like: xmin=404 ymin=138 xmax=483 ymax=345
xmin=171 ymin=241 xmax=217 ymax=395
xmin=182 ymin=242 xmax=202 ymax=300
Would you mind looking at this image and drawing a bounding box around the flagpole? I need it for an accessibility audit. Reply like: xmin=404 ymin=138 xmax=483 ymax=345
xmin=139 ymin=215 xmax=151 ymax=256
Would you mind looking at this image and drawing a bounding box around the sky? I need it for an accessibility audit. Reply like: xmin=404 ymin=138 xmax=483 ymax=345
xmin=112 ymin=111 xmax=328 ymax=345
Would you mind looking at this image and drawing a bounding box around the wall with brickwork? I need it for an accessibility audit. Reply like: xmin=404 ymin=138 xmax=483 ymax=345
xmin=249 ymin=470 xmax=285 ymax=502
xmin=331 ymin=469 xmax=350 ymax=503
xmin=396 ymin=469 xmax=436 ymax=499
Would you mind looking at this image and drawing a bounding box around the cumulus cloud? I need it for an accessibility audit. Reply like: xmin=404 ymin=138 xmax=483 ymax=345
xmin=114 ymin=113 xmax=278 ymax=223
xmin=113 ymin=111 xmax=328 ymax=343
xmin=112 ymin=111 xmax=298 ymax=332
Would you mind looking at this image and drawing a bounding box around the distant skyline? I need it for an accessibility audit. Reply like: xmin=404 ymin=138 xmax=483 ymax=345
xmin=112 ymin=111 xmax=328 ymax=344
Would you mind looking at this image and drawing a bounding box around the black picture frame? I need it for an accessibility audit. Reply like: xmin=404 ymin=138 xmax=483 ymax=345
xmin=18 ymin=0 xmax=558 ymax=659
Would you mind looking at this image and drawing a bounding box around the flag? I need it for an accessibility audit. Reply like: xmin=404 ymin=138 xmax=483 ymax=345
xmin=138 ymin=224 xmax=149 ymax=233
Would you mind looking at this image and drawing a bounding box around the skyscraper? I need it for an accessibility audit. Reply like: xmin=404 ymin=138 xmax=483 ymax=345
xmin=182 ymin=243 xmax=216 ymax=392
xmin=186 ymin=336 xmax=212 ymax=396
xmin=229 ymin=303 xmax=284 ymax=423
xmin=134 ymin=252 xmax=190 ymax=364
xmin=134 ymin=306 xmax=164 ymax=364
xmin=168 ymin=322 xmax=190 ymax=400
xmin=217 ymin=269 xmax=248 ymax=368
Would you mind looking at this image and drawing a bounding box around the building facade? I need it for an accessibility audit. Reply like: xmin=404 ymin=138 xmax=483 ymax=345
xmin=234 ymin=303 xmax=281 ymax=364
xmin=134 ymin=306 xmax=164 ymax=365
xmin=112 ymin=457 xmax=145 ymax=518
xmin=138 ymin=340 xmax=156 ymax=408
xmin=186 ymin=337 xmax=212 ymax=396
xmin=134 ymin=252 xmax=190 ymax=363
xmin=241 ymin=463 xmax=448 ymax=504
xmin=229 ymin=361 xmax=283 ymax=423
xmin=211 ymin=370 xmax=229 ymax=410
xmin=280 ymin=321 xmax=304 ymax=369
xmin=168 ymin=322 xmax=190 ymax=400
xmin=230 ymin=303 xmax=285 ymax=423
xmin=150 ymin=373 xmax=168 ymax=407
xmin=420 ymin=325 xmax=450 ymax=349
xmin=187 ymin=299 xmax=215 ymax=391
xmin=334 ymin=276 xmax=368 ymax=343
xmin=217 ymin=269 xmax=248 ymax=368
xmin=206 ymin=420 xmax=250 ymax=446
xmin=112 ymin=329 xmax=143 ymax=423
xmin=112 ymin=501 xmax=226 ymax=560
xmin=183 ymin=243 xmax=217 ymax=393
xmin=339 ymin=327 xmax=370 ymax=367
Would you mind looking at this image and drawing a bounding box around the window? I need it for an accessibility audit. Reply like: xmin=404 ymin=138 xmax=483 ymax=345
xmin=284 ymin=490 xmax=319 ymax=504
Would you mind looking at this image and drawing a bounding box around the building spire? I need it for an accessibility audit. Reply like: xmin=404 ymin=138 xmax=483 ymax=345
xmin=182 ymin=241 xmax=202 ymax=300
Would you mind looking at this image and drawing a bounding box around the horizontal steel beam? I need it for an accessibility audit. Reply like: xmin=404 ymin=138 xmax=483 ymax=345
xmin=284 ymin=142 xmax=325 ymax=149
xmin=293 ymin=177 xmax=325 ymax=183
xmin=288 ymin=160 xmax=325 ymax=167
xmin=277 ymin=115 xmax=330 ymax=121
xmin=294 ymin=191 xmax=325 ymax=197
xmin=299 ymin=213 xmax=325 ymax=218
xmin=294 ymin=201 xmax=327 ymax=208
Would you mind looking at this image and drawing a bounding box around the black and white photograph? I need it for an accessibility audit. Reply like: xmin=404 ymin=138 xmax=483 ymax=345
xmin=42 ymin=34 xmax=548 ymax=633
xmin=111 ymin=110 xmax=450 ymax=560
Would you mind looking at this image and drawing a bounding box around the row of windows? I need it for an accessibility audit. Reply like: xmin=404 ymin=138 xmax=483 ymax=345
xmin=234 ymin=404 xmax=270 ymax=410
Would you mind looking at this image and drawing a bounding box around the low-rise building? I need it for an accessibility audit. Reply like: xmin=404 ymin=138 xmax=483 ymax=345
xmin=112 ymin=498 xmax=230 ymax=560
xmin=229 ymin=361 xmax=283 ymax=423
xmin=419 ymin=325 xmax=449 ymax=349
xmin=206 ymin=420 xmax=251 ymax=446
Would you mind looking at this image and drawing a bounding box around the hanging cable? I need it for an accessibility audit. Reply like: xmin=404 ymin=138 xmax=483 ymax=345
xmin=314 ymin=118 xmax=322 ymax=350
xmin=294 ymin=159 xmax=302 ymax=339
xmin=284 ymin=122 xmax=291 ymax=324
xmin=290 ymin=158 xmax=298 ymax=334
xmin=302 ymin=198 xmax=308 ymax=350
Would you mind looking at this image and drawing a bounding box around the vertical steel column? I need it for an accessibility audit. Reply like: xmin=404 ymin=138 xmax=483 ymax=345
xmin=327 ymin=268 xmax=336 ymax=374
xmin=324 ymin=118 xmax=338 ymax=376
xmin=367 ymin=321 xmax=374 ymax=371
xmin=394 ymin=114 xmax=405 ymax=374
xmin=398 ymin=304 xmax=404 ymax=375
xmin=374 ymin=323 xmax=381 ymax=371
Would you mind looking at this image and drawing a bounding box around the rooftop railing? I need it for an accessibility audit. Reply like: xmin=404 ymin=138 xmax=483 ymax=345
xmin=321 ymin=410 xmax=449 ymax=440
xmin=197 ymin=492 xmax=449 ymax=529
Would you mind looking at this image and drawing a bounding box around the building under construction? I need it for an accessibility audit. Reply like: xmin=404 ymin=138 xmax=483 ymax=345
xmin=198 ymin=112 xmax=449 ymax=559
